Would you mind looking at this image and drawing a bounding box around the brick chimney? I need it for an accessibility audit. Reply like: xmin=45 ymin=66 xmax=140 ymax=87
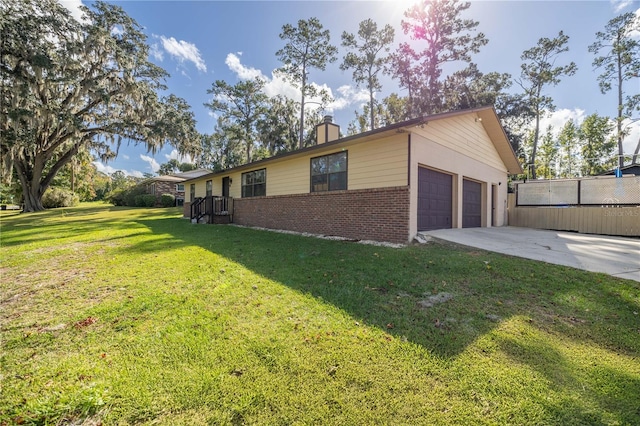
xmin=316 ymin=115 xmax=340 ymax=145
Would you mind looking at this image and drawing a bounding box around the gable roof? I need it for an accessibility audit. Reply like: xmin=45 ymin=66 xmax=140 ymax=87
xmin=186 ymin=106 xmax=522 ymax=182
xmin=141 ymin=168 xmax=212 ymax=185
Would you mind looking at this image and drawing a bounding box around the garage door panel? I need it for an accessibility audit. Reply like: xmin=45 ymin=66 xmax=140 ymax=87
xmin=463 ymin=179 xmax=482 ymax=228
xmin=418 ymin=168 xmax=452 ymax=231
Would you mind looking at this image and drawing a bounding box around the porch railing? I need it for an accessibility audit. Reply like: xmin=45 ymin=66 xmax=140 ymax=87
xmin=190 ymin=196 xmax=233 ymax=224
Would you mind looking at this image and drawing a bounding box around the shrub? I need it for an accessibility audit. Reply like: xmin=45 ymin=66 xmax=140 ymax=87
xmin=42 ymin=187 xmax=79 ymax=208
xmin=123 ymin=186 xmax=146 ymax=207
xmin=142 ymin=194 xmax=156 ymax=207
xmin=160 ymin=193 xmax=175 ymax=207
xmin=107 ymin=189 xmax=127 ymax=206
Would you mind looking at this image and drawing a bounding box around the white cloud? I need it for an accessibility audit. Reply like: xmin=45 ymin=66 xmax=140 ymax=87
xmin=622 ymin=118 xmax=640 ymax=158
xmin=224 ymin=53 xmax=369 ymax=116
xmin=160 ymin=36 xmax=207 ymax=72
xmin=122 ymin=154 xmax=130 ymax=160
xmin=225 ymin=53 xmax=266 ymax=81
xmin=164 ymin=149 xmax=193 ymax=163
xmin=140 ymin=155 xmax=160 ymax=172
xmin=630 ymin=8 xmax=640 ymax=39
xmin=58 ymin=0 xmax=86 ymax=22
xmin=611 ymin=0 xmax=634 ymax=13
xmin=92 ymin=162 xmax=143 ymax=178
xmin=150 ymin=43 xmax=164 ymax=62
xmin=539 ymin=108 xmax=587 ymax=137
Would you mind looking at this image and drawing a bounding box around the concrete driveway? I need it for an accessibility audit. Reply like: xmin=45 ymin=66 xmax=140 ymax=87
xmin=421 ymin=227 xmax=640 ymax=282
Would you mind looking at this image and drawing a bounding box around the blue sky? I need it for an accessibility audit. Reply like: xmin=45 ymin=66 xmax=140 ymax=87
xmin=59 ymin=0 xmax=640 ymax=177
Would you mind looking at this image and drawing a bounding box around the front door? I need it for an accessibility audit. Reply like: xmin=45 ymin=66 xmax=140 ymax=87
xmin=222 ymin=177 xmax=230 ymax=197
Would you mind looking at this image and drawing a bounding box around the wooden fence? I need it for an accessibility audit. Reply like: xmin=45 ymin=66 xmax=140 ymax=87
xmin=507 ymin=194 xmax=639 ymax=237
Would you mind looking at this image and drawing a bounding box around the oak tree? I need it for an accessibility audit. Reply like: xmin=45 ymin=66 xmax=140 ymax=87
xmin=0 ymin=0 xmax=198 ymax=211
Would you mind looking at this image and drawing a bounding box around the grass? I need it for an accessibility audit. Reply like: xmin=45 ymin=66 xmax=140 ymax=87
xmin=1 ymin=203 xmax=639 ymax=425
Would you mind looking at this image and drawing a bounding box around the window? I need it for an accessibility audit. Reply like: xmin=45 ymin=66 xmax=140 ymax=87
xmin=311 ymin=151 xmax=347 ymax=192
xmin=150 ymin=183 xmax=156 ymax=195
xmin=206 ymin=180 xmax=212 ymax=197
xmin=190 ymin=184 xmax=195 ymax=202
xmin=241 ymin=169 xmax=266 ymax=198
xmin=176 ymin=183 xmax=185 ymax=192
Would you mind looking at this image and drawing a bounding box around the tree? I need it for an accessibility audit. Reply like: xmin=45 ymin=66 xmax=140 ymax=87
xmin=158 ymin=159 xmax=196 ymax=175
xmin=341 ymin=19 xmax=395 ymax=131
xmin=557 ymin=119 xmax=580 ymax=177
xmin=589 ymin=12 xmax=640 ymax=168
xmin=51 ymin=147 xmax=99 ymax=201
xmin=256 ymin=95 xmax=300 ymax=156
xmin=580 ymin=113 xmax=616 ymax=176
xmin=442 ymin=64 xmax=511 ymax=111
xmin=535 ymin=126 xmax=558 ymax=179
xmin=517 ymin=31 xmax=577 ymax=179
xmin=0 ymin=0 xmax=199 ymax=211
xmin=204 ymin=78 xmax=268 ymax=164
xmin=198 ymin=118 xmax=244 ymax=172
xmin=392 ymin=0 xmax=488 ymax=116
xmin=276 ymin=17 xmax=338 ymax=148
xmin=159 ymin=159 xmax=182 ymax=176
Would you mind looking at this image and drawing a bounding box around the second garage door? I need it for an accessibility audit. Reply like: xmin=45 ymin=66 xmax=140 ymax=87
xmin=462 ymin=179 xmax=482 ymax=228
xmin=418 ymin=167 xmax=452 ymax=231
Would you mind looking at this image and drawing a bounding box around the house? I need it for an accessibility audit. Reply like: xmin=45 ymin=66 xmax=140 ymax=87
xmin=183 ymin=106 xmax=522 ymax=244
xmin=600 ymin=163 xmax=640 ymax=177
xmin=141 ymin=169 xmax=210 ymax=206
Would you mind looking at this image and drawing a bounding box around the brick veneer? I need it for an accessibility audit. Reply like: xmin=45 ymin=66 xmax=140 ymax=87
xmin=146 ymin=180 xmax=185 ymax=206
xmin=233 ymin=186 xmax=410 ymax=244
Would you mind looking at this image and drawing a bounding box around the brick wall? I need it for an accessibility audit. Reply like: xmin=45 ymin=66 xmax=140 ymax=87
xmin=146 ymin=180 xmax=185 ymax=206
xmin=233 ymin=186 xmax=410 ymax=244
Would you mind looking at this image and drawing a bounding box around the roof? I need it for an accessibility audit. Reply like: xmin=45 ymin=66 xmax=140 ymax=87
xmin=185 ymin=106 xmax=523 ymax=182
xmin=599 ymin=163 xmax=640 ymax=176
xmin=141 ymin=168 xmax=212 ymax=185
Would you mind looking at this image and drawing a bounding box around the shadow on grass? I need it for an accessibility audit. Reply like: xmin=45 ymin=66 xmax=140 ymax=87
xmin=130 ymin=218 xmax=640 ymax=361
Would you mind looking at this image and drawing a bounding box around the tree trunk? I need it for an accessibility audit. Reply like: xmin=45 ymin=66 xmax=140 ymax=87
xmin=22 ymin=184 xmax=45 ymax=212
xmin=632 ymin=136 xmax=640 ymax=164
xmin=616 ymin=36 xmax=624 ymax=169
xmin=369 ymin=85 xmax=375 ymax=131
xmin=530 ymin=112 xmax=540 ymax=179
xmin=299 ymin=66 xmax=307 ymax=149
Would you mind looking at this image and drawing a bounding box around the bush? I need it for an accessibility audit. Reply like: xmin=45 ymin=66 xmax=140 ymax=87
xmin=107 ymin=186 xmax=160 ymax=207
xmin=160 ymin=193 xmax=175 ymax=207
xmin=142 ymin=194 xmax=156 ymax=207
xmin=124 ymin=186 xmax=147 ymax=207
xmin=42 ymin=187 xmax=79 ymax=208
xmin=107 ymin=189 xmax=127 ymax=206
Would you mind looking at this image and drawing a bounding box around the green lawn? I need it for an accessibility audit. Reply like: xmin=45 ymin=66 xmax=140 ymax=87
xmin=1 ymin=203 xmax=638 ymax=425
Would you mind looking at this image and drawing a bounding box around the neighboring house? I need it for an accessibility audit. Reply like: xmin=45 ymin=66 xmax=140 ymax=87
xmin=142 ymin=169 xmax=211 ymax=206
xmin=600 ymin=163 xmax=640 ymax=177
xmin=183 ymin=106 xmax=522 ymax=244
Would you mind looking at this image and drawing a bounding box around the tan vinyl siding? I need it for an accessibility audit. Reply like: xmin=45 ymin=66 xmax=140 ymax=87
xmin=265 ymin=159 xmax=311 ymax=196
xmin=348 ymin=135 xmax=408 ymax=190
xmin=413 ymin=114 xmax=506 ymax=172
